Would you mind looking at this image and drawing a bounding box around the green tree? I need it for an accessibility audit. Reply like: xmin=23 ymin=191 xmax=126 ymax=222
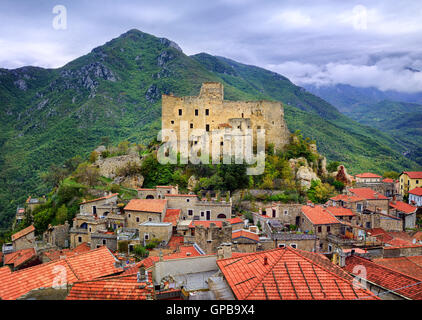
xmin=134 ymin=245 xmax=148 ymax=257
xmin=56 ymin=204 xmax=68 ymax=225
xmin=74 ymin=163 xmax=100 ymax=187
xmin=383 ymin=171 xmax=400 ymax=180
xmin=307 ymin=180 xmax=336 ymax=204
xmin=327 ymin=161 xmax=341 ymax=173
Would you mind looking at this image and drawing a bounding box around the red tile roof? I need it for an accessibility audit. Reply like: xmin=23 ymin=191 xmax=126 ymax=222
xmin=389 ymin=201 xmax=417 ymax=214
xmin=156 ymin=185 xmax=175 ymax=188
xmin=217 ymin=247 xmax=378 ymax=300
xmin=164 ymin=194 xmax=198 ymax=197
xmin=372 ymin=256 xmax=422 ymax=281
xmin=382 ymin=178 xmax=394 ymax=183
xmin=163 ymin=209 xmax=181 ymax=226
xmin=4 ymin=248 xmax=37 ymax=268
xmin=43 ymin=243 xmax=91 ymax=261
xmin=189 ymin=220 xmax=224 ymax=228
xmin=403 ymin=171 xmax=422 ymax=179
xmin=80 ymin=193 xmax=118 ymax=204
xmin=124 ymin=199 xmax=167 ymax=213
xmin=232 ymin=230 xmax=259 ymax=242
xmin=325 ymin=207 xmax=355 ymax=217
xmin=227 ymin=217 xmax=244 ymax=224
xmin=66 ymin=274 xmax=154 ymax=300
xmin=355 ymin=173 xmax=382 ymax=178
xmin=409 ymin=187 xmax=422 ymax=196
xmin=344 ymin=255 xmax=422 ymax=299
xmin=167 ymin=235 xmax=184 ymax=250
xmin=0 ymin=246 xmax=122 ymax=300
xmin=301 ymin=205 xmax=340 ymax=225
xmin=349 ymin=188 xmax=388 ymax=200
xmin=330 ymin=194 xmax=365 ymax=202
xmin=11 ymin=225 xmax=35 ymax=242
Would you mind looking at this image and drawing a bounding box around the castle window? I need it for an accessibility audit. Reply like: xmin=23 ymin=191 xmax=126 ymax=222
xmin=195 ymin=109 xmax=198 ymax=116
xmin=205 ymin=109 xmax=209 ymax=116
xmin=206 ymin=124 xmax=210 ymax=132
xmin=190 ymin=123 xmax=193 ymax=129
xmin=178 ymin=109 xmax=182 ymax=116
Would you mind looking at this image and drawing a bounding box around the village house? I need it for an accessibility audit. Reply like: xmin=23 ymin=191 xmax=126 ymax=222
xmin=389 ymin=200 xmax=417 ymax=230
xmin=41 ymin=242 xmax=91 ymax=263
xmin=138 ymin=221 xmax=173 ymax=246
xmin=11 ymin=225 xmax=36 ymax=251
xmin=409 ymin=187 xmax=422 ymax=207
xmin=25 ymin=196 xmax=46 ymax=213
xmin=43 ymin=222 xmax=70 ymax=248
xmin=137 ymin=185 xmax=179 ymax=199
xmin=124 ymin=199 xmax=168 ymax=227
xmin=299 ymin=205 xmax=341 ymax=253
xmin=184 ymin=220 xmax=232 ymax=254
xmin=399 ymin=171 xmax=422 ymax=196
xmin=355 ymin=172 xmax=382 ymax=184
xmin=2 ymin=248 xmax=40 ymax=271
xmin=79 ymin=193 xmax=119 ymax=217
xmin=231 ymin=230 xmax=259 ymax=253
xmin=69 ymin=214 xmax=108 ymax=248
xmin=348 ymin=188 xmax=389 ymax=213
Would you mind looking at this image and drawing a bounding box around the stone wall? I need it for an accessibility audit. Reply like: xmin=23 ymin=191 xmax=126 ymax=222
xmin=95 ymin=153 xmax=141 ymax=179
xmin=194 ymin=222 xmax=232 ymax=254
xmin=43 ymin=222 xmax=70 ymax=248
xmin=162 ymin=82 xmax=290 ymax=152
xmin=138 ymin=222 xmax=173 ymax=245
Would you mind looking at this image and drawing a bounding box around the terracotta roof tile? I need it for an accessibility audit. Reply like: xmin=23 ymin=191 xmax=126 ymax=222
xmin=382 ymin=178 xmax=394 ymax=183
xmin=164 ymin=194 xmax=198 ymax=197
xmin=349 ymin=188 xmax=388 ymax=200
xmin=344 ymin=255 xmax=422 ymax=299
xmin=389 ymin=201 xmax=417 ymax=214
xmin=325 ymin=207 xmax=355 ymax=217
xmin=409 ymin=187 xmax=422 ymax=196
xmin=355 ymin=173 xmax=382 ymax=178
xmin=80 ymin=193 xmax=118 ymax=204
xmin=330 ymin=194 xmax=365 ymax=202
xmin=4 ymin=248 xmax=36 ymax=268
xmin=164 ymin=209 xmax=181 ymax=226
xmin=11 ymin=225 xmax=35 ymax=242
xmin=218 ymin=247 xmax=378 ymax=300
xmin=66 ymin=274 xmax=154 ymax=300
xmin=227 ymin=217 xmax=244 ymax=224
xmin=0 ymin=246 xmax=122 ymax=300
xmin=403 ymin=171 xmax=422 ymax=179
xmin=301 ymin=205 xmax=340 ymax=225
xmin=232 ymin=230 xmax=259 ymax=242
xmin=124 ymin=199 xmax=167 ymax=213
xmin=372 ymin=256 xmax=422 ymax=281
xmin=43 ymin=243 xmax=91 ymax=261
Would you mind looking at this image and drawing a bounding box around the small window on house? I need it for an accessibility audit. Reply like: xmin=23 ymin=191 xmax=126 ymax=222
xmin=417 ymin=180 xmax=419 ymax=184
xmin=220 ymin=141 xmax=223 ymax=146
xmin=89 ymin=227 xmax=92 ymax=232
xmin=201 ymin=211 xmax=204 ymax=217
xmin=290 ymin=244 xmax=297 ymax=249
xmin=206 ymin=124 xmax=210 ymax=132
xmin=178 ymin=109 xmax=182 ymax=116
xmin=278 ymin=243 xmax=285 ymax=248
xmin=195 ymin=109 xmax=198 ymax=116
xmin=328 ymin=245 xmax=332 ymax=252
xmin=149 ymin=217 xmax=152 ymax=222
xmin=317 ymin=226 xmax=322 ymax=233
xmin=284 ymin=210 xmax=288 ymax=215
xmin=102 ymin=239 xmax=107 ymax=245
xmin=171 ymin=120 xmax=174 ymax=124
xmin=257 ymin=126 xmax=261 ymax=129
xmin=188 ymin=209 xmax=193 ymax=216
xmin=327 ymin=226 xmax=331 ymax=233
xmin=144 ymin=234 xmax=149 ymax=240
xmin=186 ymin=198 xmax=190 ymax=202
xmin=190 ymin=123 xmax=193 ymax=129
xmin=136 ymin=217 xmax=140 ymax=223
xmin=205 ymin=109 xmax=209 ymax=116
xmin=78 ymin=236 xmax=82 ymax=243
xmin=128 ymin=214 xmax=131 ymax=218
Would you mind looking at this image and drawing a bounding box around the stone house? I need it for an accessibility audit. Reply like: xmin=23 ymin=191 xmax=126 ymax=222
xmin=355 ymin=172 xmax=382 ymax=184
xmin=186 ymin=221 xmax=232 ymax=254
xmin=90 ymin=232 xmax=117 ymax=251
xmin=79 ymin=193 xmax=119 ymax=217
xmin=137 ymin=185 xmax=179 ymax=199
xmin=232 ymin=230 xmax=259 ymax=253
xmin=12 ymin=225 xmax=36 ymax=251
xmin=263 ymin=233 xmax=318 ymax=252
xmin=299 ymin=205 xmax=342 ymax=253
xmin=124 ymin=199 xmax=168 ymax=227
xmin=164 ymin=194 xmax=232 ymax=221
xmin=43 ymin=222 xmax=70 ymax=248
xmin=259 ymin=203 xmax=303 ymax=226
xmin=389 ymin=201 xmax=417 ymax=230
xmin=348 ymin=188 xmax=389 ymax=214
xmin=69 ymin=215 xmax=107 ymax=248
xmin=138 ymin=221 xmax=173 ymax=246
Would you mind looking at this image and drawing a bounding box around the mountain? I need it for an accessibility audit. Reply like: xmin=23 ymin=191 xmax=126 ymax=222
xmin=303 ymin=83 xmax=422 ymax=113
xmin=303 ymin=84 xmax=422 ymax=165
xmin=0 ymin=29 xmax=420 ymax=229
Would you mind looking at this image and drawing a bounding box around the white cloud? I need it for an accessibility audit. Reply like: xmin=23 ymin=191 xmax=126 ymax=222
xmin=269 ymin=10 xmax=312 ymax=29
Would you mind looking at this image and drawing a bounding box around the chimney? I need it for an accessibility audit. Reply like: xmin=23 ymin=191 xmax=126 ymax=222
xmin=217 ymin=243 xmax=232 ymax=260
xmin=263 ymin=256 xmax=268 ymax=266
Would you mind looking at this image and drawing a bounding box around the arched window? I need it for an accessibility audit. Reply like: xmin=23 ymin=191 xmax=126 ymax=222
xmin=80 ymin=222 xmax=88 ymax=229
xmin=103 ymin=211 xmax=109 ymax=217
xmin=146 ymin=195 xmax=154 ymax=199
xmin=217 ymin=213 xmax=226 ymax=219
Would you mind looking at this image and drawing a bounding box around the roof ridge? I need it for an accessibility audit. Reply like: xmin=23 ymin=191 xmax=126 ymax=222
xmin=243 ymin=248 xmax=289 ymax=299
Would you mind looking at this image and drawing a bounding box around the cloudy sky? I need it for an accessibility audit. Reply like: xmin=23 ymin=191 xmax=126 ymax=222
xmin=1 ymin=0 xmax=421 ymax=92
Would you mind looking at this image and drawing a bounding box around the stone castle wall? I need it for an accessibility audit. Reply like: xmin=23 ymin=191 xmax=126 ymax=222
xmin=162 ymin=82 xmax=290 ymax=152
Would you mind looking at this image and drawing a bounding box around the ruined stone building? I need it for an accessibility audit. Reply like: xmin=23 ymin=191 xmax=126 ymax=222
xmin=161 ymin=82 xmax=290 ymax=153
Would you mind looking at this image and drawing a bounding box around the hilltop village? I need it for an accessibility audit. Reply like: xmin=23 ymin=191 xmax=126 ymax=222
xmin=1 ymin=83 xmax=422 ymax=300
